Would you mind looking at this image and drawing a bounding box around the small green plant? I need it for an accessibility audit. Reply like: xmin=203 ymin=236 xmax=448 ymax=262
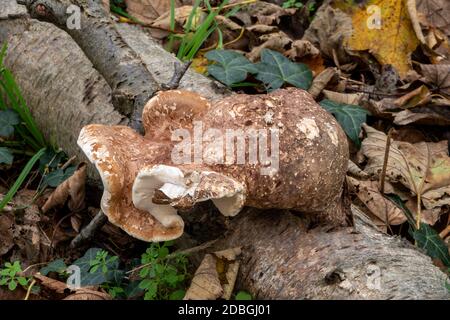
xmin=0 ymin=261 xmax=29 ymax=291
xmin=90 ymin=250 xmax=119 ymax=274
xmin=282 ymin=0 xmax=304 ymax=8
xmin=235 ymin=290 xmax=252 ymax=300
xmin=138 ymin=241 xmax=188 ymax=300
xmin=282 ymin=0 xmax=315 ymax=11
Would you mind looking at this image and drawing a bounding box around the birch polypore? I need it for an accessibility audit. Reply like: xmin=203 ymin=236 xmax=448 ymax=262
xmin=78 ymin=88 xmax=349 ymax=241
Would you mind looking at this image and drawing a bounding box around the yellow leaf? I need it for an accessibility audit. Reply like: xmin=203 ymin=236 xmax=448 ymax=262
xmin=191 ymin=54 xmax=208 ymax=75
xmin=346 ymin=0 xmax=419 ymax=77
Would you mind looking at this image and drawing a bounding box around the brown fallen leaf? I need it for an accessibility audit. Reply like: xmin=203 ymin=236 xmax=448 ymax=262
xmin=151 ymin=5 xmax=206 ymax=32
xmin=213 ymin=247 xmax=241 ymax=300
xmin=346 ymin=0 xmax=419 ymax=77
xmin=417 ymin=0 xmax=450 ymax=36
xmin=234 ymin=2 xmax=296 ymax=26
xmin=184 ymin=254 xmax=223 ymax=300
xmin=303 ymin=5 xmax=353 ymax=66
xmin=285 ymin=40 xmax=320 ymax=60
xmin=64 ymin=289 xmax=111 ymax=300
xmin=184 ymin=247 xmax=241 ymax=300
xmin=406 ymin=0 xmax=426 ymax=44
xmin=322 ymin=90 xmax=364 ymax=105
xmin=347 ymin=176 xmax=407 ymax=226
xmin=393 ymin=107 xmax=450 ymax=126
xmin=125 ymin=0 xmax=183 ymax=25
xmin=308 ymin=68 xmax=338 ymax=98
xmin=347 ymin=160 xmax=370 ymax=179
xmin=8 ymin=190 xmax=51 ymax=265
xmin=393 ymin=85 xmax=431 ymax=109
xmin=246 ymin=24 xmax=279 ymax=34
xmin=41 ymin=163 xmax=87 ymax=213
xmin=246 ymin=31 xmax=292 ymax=61
xmin=0 ymin=213 xmax=14 ymax=256
xmin=419 ymin=64 xmax=450 ymax=98
xmin=34 ymin=273 xmax=69 ymax=294
xmin=361 ymin=124 xmax=450 ymax=209
xmin=405 ymin=198 xmax=442 ymax=225
xmin=421 ymin=185 xmax=450 ymax=209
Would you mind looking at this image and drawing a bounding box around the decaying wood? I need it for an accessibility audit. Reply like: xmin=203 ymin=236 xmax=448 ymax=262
xmin=1 ymin=0 xmax=449 ymax=300
xmin=215 ymin=207 xmax=450 ymax=299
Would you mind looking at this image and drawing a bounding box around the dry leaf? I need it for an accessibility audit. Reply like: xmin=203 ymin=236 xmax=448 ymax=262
xmin=184 ymin=254 xmax=223 ymax=300
xmin=246 ymin=31 xmax=292 ymax=62
xmin=405 ymin=198 xmax=442 ymax=225
xmin=64 ymin=289 xmax=111 ymax=300
xmin=184 ymin=247 xmax=241 ymax=300
xmin=70 ymin=214 xmax=82 ymax=233
xmin=347 ymin=176 xmax=407 ymax=226
xmin=125 ymin=0 xmax=183 ymax=25
xmin=361 ymin=124 xmax=450 ymax=208
xmin=421 ymin=185 xmax=450 ymax=209
xmin=308 ymin=68 xmax=338 ymax=98
xmin=419 ymin=64 xmax=450 ymax=98
xmin=34 ymin=273 xmax=69 ymax=294
xmin=303 ymin=5 xmax=353 ymax=65
xmin=393 ymin=107 xmax=450 ymax=126
xmin=393 ymin=85 xmax=431 ymax=109
xmin=322 ymin=90 xmax=364 ymax=105
xmin=285 ymin=40 xmax=320 ymax=60
xmin=347 ymin=160 xmax=370 ymax=179
xmin=213 ymin=248 xmax=241 ymax=300
xmin=234 ymin=2 xmax=296 ymax=26
xmin=151 ymin=5 xmax=205 ymax=32
xmin=41 ymin=163 xmax=87 ymax=213
xmin=417 ymin=0 xmax=450 ymax=36
xmin=0 ymin=213 xmax=14 ymax=256
xmin=246 ymin=24 xmax=279 ymax=34
xmin=406 ymin=0 xmax=426 ymax=44
xmin=347 ymin=0 xmax=419 ymax=77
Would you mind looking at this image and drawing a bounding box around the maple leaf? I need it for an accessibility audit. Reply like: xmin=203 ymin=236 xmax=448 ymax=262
xmin=346 ymin=0 xmax=419 ymax=77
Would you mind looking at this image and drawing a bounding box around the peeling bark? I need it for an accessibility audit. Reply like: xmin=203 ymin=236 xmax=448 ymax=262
xmin=216 ymin=207 xmax=450 ymax=299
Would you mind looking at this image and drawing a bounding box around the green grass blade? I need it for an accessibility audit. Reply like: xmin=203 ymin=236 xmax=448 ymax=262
xmin=0 ymin=147 xmax=47 ymax=211
xmin=0 ymin=43 xmax=7 ymax=68
xmin=0 ymin=70 xmax=46 ymax=149
xmin=177 ymin=0 xmax=202 ymax=59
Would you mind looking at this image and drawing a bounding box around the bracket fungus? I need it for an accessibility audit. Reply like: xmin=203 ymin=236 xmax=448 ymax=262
xmin=78 ymin=88 xmax=349 ymax=242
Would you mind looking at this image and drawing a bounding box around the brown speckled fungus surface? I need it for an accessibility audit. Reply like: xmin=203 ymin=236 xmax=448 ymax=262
xmin=78 ymin=88 xmax=349 ymax=242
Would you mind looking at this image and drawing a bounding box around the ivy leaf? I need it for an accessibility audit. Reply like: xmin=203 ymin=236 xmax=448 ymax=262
xmin=0 ymin=109 xmax=20 ymax=137
xmin=319 ymin=99 xmax=370 ymax=147
xmin=205 ymin=49 xmax=258 ymax=86
xmin=124 ymin=280 xmax=144 ymax=299
xmin=255 ymin=49 xmax=312 ymax=91
xmin=412 ymin=223 xmax=450 ymax=267
xmin=42 ymin=166 xmax=77 ymax=188
xmin=0 ymin=147 xmax=13 ymax=165
xmin=39 ymin=149 xmax=64 ymax=172
xmin=40 ymin=259 xmax=67 ymax=276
